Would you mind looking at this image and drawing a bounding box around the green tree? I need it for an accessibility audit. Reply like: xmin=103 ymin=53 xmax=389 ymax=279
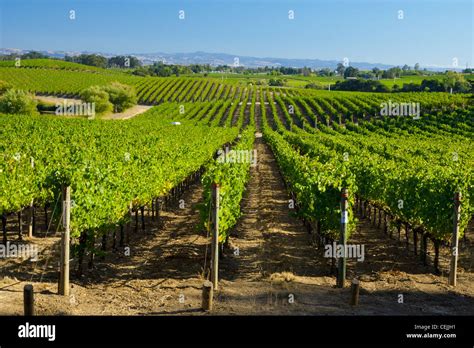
xmin=382 ymin=67 xmax=402 ymax=79
xmin=443 ymin=71 xmax=471 ymax=92
xmin=318 ymin=68 xmax=333 ymax=77
xmin=172 ymin=65 xmax=180 ymax=76
xmin=372 ymin=67 xmax=381 ymax=79
xmin=343 ymin=66 xmax=359 ymax=78
xmin=0 ymin=89 xmax=38 ymax=115
xmin=358 ymin=71 xmax=375 ymax=79
xmin=392 ymin=66 xmax=402 ymax=78
xmin=102 ymin=82 xmax=137 ymax=112
xmin=66 ymin=54 xmax=108 ymax=68
xmin=269 ymin=79 xmax=284 ymax=86
xmin=25 ymin=52 xmax=47 ymax=59
xmin=80 ymin=86 xmax=112 ymax=114
xmin=301 ymin=67 xmax=311 ymax=76
xmin=336 ymin=63 xmax=346 ymax=76
xmin=108 ymin=56 xmax=142 ymax=68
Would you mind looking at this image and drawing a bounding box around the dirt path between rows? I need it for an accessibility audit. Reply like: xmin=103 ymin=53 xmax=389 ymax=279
xmin=213 ymin=138 xmax=474 ymax=315
xmin=0 ymin=180 xmax=210 ymax=315
xmin=35 ymin=95 xmax=83 ymax=104
xmin=34 ymin=95 xmax=152 ymax=120
xmin=101 ymin=104 xmax=152 ymax=120
xmin=0 ymin=136 xmax=473 ymax=315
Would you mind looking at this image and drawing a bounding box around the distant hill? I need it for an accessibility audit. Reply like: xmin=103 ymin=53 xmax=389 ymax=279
xmin=0 ymin=58 xmax=105 ymax=72
xmin=130 ymin=51 xmax=396 ymax=70
xmin=0 ymin=48 xmax=458 ymax=71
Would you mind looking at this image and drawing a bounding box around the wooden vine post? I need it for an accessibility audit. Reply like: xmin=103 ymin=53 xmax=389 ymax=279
xmin=119 ymin=224 xmax=124 ymax=247
xmin=201 ymin=280 xmax=213 ymax=311
xmin=18 ymin=211 xmax=22 ymax=240
xmin=449 ymin=192 xmax=461 ymax=286
xmin=126 ymin=202 xmax=132 ymax=245
xmin=358 ymin=196 xmax=362 ymax=216
xmin=134 ymin=208 xmax=139 ymax=234
xmin=24 ymin=284 xmax=35 ymax=316
xmin=59 ymin=186 xmax=71 ymax=296
xmin=413 ymin=228 xmax=418 ymax=255
xmin=151 ymin=199 xmax=155 ymax=221
xmin=337 ymin=188 xmax=348 ymax=288
xmin=211 ymin=183 xmax=220 ymax=290
xmin=2 ymin=214 xmax=7 ymax=244
xmin=156 ymin=198 xmax=161 ymax=224
xmin=140 ymin=206 xmax=145 ymax=232
xmin=350 ymin=279 xmax=360 ymax=306
xmin=44 ymin=204 xmax=49 ymax=230
xmin=28 ymin=200 xmax=34 ymax=238
xmin=28 ymin=157 xmax=35 ymax=238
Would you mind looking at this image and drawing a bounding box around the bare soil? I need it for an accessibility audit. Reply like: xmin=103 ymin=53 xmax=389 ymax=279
xmin=34 ymin=95 xmax=152 ymax=120
xmin=101 ymin=105 xmax=152 ymax=120
xmin=0 ymin=137 xmax=473 ymax=316
xmin=35 ymin=95 xmax=83 ymax=105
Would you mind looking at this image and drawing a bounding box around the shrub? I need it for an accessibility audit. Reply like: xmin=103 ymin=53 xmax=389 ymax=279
xmin=269 ymin=78 xmax=284 ymax=86
xmin=332 ymin=79 xmax=390 ymax=92
xmin=0 ymin=89 xmax=38 ymax=115
xmin=102 ymin=82 xmax=137 ymax=112
xmin=0 ymin=80 xmax=12 ymax=94
xmin=80 ymin=86 xmax=113 ymax=114
xmin=305 ymin=83 xmax=323 ymax=90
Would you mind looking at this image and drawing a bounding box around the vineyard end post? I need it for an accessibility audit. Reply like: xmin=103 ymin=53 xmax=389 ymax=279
xmin=202 ymin=280 xmax=213 ymax=311
xmin=449 ymin=192 xmax=461 ymax=286
xmin=211 ymin=183 xmax=220 ymax=290
xmin=28 ymin=199 xmax=34 ymax=238
xmin=59 ymin=186 xmax=71 ymax=296
xmin=28 ymin=158 xmax=35 ymax=237
xmin=350 ymin=278 xmax=360 ymax=306
xmin=24 ymin=284 xmax=35 ymax=316
xmin=337 ymin=188 xmax=348 ymax=288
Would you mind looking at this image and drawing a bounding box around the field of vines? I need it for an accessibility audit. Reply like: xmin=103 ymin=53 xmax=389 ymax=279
xmin=2 ymin=60 xmax=470 ymax=110
xmin=262 ymin=96 xmax=474 ymax=246
xmin=0 ymin=107 xmax=237 ymax=241
xmin=0 ymin=60 xmax=473 ymax=300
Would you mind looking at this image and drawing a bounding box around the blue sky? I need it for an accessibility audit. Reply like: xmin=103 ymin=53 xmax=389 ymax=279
xmin=0 ymin=0 xmax=472 ymax=67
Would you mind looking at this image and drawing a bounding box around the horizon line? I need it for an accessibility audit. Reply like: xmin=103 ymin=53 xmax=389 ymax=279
xmin=0 ymin=47 xmax=469 ymax=70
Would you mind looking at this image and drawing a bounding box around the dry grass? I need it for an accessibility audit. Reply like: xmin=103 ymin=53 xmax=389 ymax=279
xmin=269 ymin=272 xmax=296 ymax=283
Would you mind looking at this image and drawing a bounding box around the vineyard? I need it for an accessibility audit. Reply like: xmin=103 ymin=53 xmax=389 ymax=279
xmin=2 ymin=60 xmax=471 ymax=109
xmin=0 ymin=59 xmax=473 ymax=316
